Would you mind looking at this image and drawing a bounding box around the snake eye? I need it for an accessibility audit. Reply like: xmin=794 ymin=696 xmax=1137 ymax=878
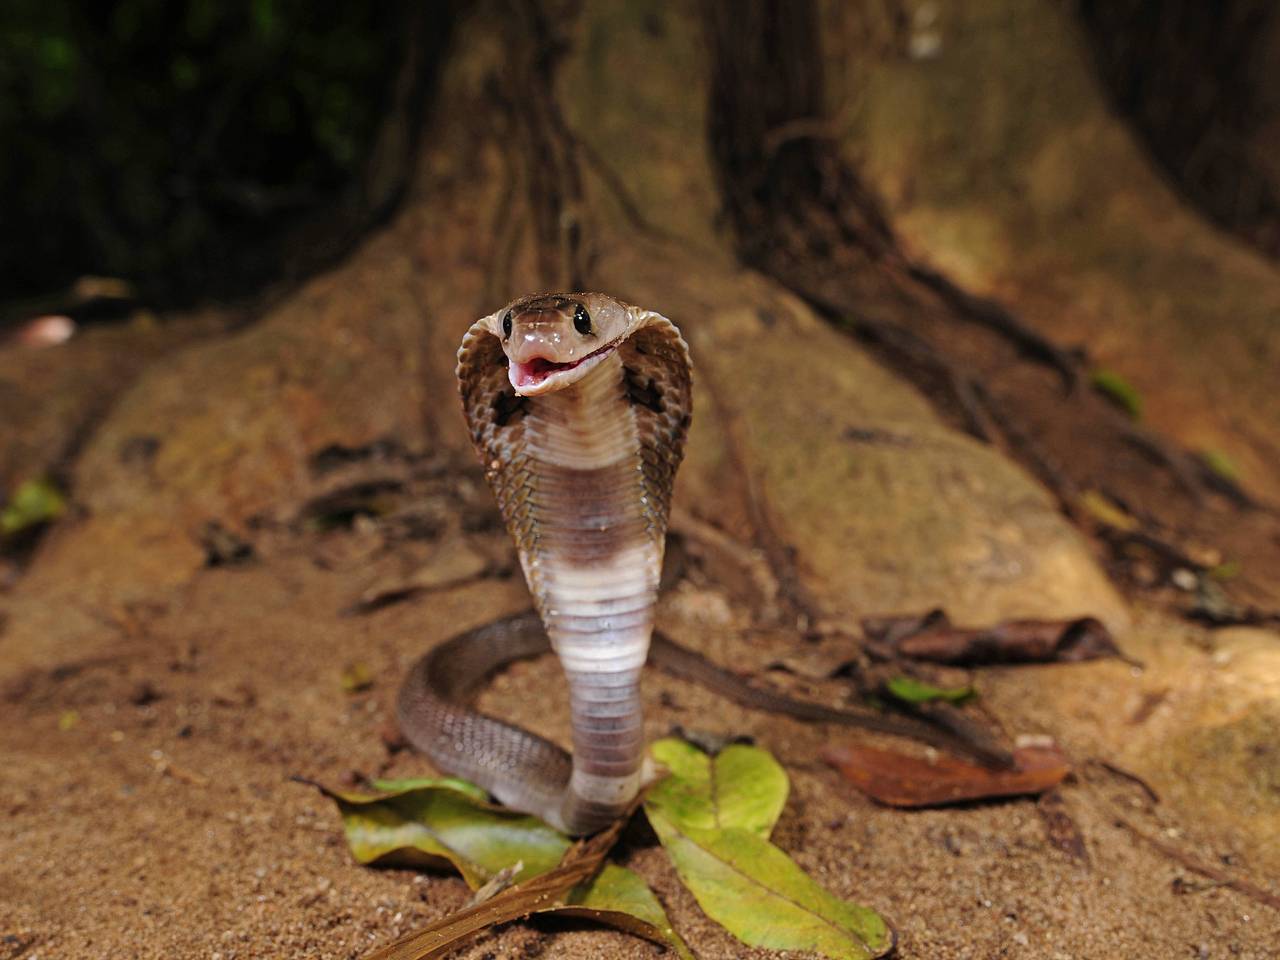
xmin=502 ymin=311 xmax=513 ymax=338
xmin=573 ymin=304 xmax=592 ymax=336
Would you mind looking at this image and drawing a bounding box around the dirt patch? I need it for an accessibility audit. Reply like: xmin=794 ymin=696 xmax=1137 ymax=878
xmin=3 ymin=526 xmax=1279 ymax=958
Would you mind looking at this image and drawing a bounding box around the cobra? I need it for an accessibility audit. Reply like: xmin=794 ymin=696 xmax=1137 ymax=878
xmin=398 ymin=292 xmax=693 ymax=834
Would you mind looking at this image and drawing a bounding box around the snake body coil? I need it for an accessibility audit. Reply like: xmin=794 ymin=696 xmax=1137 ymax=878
xmin=398 ymin=293 xmax=692 ymax=834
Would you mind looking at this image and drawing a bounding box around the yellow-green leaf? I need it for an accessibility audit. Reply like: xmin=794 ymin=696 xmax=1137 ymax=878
xmin=648 ymin=737 xmax=788 ymax=838
xmin=316 ymin=778 xmax=569 ymax=888
xmin=548 ymin=863 xmax=694 ymax=960
xmin=1078 ymin=489 xmax=1139 ymax=532
xmin=340 ymin=661 xmax=373 ymax=692
xmin=1199 ymin=448 xmax=1239 ymax=481
xmin=370 ymin=776 xmax=488 ymax=800
xmin=1 ymin=478 xmax=65 ymax=536
xmin=1090 ymin=368 xmax=1143 ymax=419
xmin=321 ymin=778 xmax=691 ymax=958
xmin=647 ymin=810 xmax=893 ymax=959
xmin=884 ymin=675 xmax=973 ymax=704
xmin=1207 ymin=560 xmax=1241 ymax=581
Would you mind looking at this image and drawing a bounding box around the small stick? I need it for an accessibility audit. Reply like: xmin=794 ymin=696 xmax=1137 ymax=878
xmin=1114 ymin=815 xmax=1280 ymax=913
xmin=1088 ymin=758 xmax=1160 ymax=805
xmin=362 ymin=798 xmax=640 ymax=960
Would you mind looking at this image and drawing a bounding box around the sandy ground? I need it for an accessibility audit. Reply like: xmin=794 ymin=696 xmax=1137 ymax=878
xmin=3 ymin=521 xmax=1278 ymax=960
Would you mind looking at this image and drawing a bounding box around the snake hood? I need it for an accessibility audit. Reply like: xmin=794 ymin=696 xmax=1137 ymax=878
xmin=458 ymin=292 xmax=693 ymax=604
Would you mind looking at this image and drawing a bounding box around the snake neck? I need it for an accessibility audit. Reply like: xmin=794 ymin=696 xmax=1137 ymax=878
xmin=520 ymin=350 xmax=660 ymax=831
xmin=520 ymin=349 xmax=661 ymax=646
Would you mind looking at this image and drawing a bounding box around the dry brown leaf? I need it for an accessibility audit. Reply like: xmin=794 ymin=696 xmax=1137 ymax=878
xmin=823 ymin=743 xmax=1069 ymax=807
xmin=862 ymin=611 xmax=1118 ymax=665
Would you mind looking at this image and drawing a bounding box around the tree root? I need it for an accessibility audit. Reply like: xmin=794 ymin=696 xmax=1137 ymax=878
xmin=698 ymin=0 xmax=1280 ymax=621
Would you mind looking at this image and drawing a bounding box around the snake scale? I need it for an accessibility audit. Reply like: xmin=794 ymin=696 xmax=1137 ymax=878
xmin=397 ymin=292 xmax=1007 ymax=835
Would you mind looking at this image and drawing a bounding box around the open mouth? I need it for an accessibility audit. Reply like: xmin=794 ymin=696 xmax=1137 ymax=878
xmin=509 ymin=337 xmax=621 ymax=393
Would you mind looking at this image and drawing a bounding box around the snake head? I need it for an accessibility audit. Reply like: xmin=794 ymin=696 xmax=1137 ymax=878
xmin=483 ymin=292 xmax=639 ymax=396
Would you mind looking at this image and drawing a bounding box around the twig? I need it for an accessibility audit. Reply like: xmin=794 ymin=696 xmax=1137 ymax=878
xmin=362 ymin=799 xmax=639 ymax=960
xmin=1114 ymin=815 xmax=1280 ymax=912
xmin=1193 ymin=455 xmax=1261 ymax=510
xmin=1099 ymin=526 xmax=1202 ymax=572
xmin=1119 ymin=425 xmax=1206 ymax=505
xmin=1086 ymin=758 xmax=1160 ymax=805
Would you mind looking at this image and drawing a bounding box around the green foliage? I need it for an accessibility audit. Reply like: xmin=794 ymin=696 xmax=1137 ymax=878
xmin=884 ymin=675 xmax=973 ymax=704
xmin=319 ymin=776 xmax=691 ymax=957
xmin=558 ymin=863 xmax=695 ymax=959
xmin=320 ymin=776 xmax=571 ymax=887
xmin=1207 ymin=560 xmax=1241 ymax=581
xmin=1 ymin=478 xmax=66 ymax=536
xmin=1199 ymin=448 xmax=1239 ymax=482
xmin=645 ymin=738 xmax=894 ymax=959
xmin=1089 ymin=368 xmax=1143 ymax=419
xmin=646 ymin=814 xmax=892 ymax=959
xmin=0 ymin=0 xmax=407 ymax=303
xmin=318 ymin=739 xmax=892 ymax=958
xmin=647 ymin=737 xmax=788 ymax=837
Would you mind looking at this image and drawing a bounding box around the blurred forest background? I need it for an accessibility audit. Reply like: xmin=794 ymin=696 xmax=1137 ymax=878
xmin=4 ymin=0 xmax=1280 ymax=307
xmin=3 ymin=2 xmax=1280 ymax=958
xmin=1 ymin=0 xmax=430 ymax=307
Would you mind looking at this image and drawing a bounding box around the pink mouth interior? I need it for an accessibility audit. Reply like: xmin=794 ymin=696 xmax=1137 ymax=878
xmin=511 ymin=355 xmax=580 ymax=389
xmin=510 ymin=340 xmax=618 ymax=390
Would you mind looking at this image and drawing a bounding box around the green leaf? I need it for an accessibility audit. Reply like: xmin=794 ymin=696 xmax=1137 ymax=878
xmin=368 ymin=776 xmax=489 ymax=801
xmin=548 ymin=863 xmax=694 ymax=960
xmin=1207 ymin=560 xmax=1241 ymax=581
xmin=318 ymin=779 xmax=570 ymax=888
xmin=1078 ymin=488 xmax=1139 ymax=532
xmin=648 ymin=737 xmax=788 ymax=838
xmin=1199 ymin=448 xmax=1239 ymax=482
xmin=645 ymin=740 xmax=893 ymax=958
xmin=339 ymin=660 xmax=373 ymax=693
xmin=1 ymin=478 xmax=66 ymax=536
xmin=323 ymin=743 xmax=891 ymax=959
xmin=1090 ymin=368 xmax=1143 ymax=419
xmin=647 ymin=810 xmax=893 ymax=959
xmin=884 ymin=675 xmax=973 ymax=704
xmin=322 ymin=778 xmax=693 ymax=957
